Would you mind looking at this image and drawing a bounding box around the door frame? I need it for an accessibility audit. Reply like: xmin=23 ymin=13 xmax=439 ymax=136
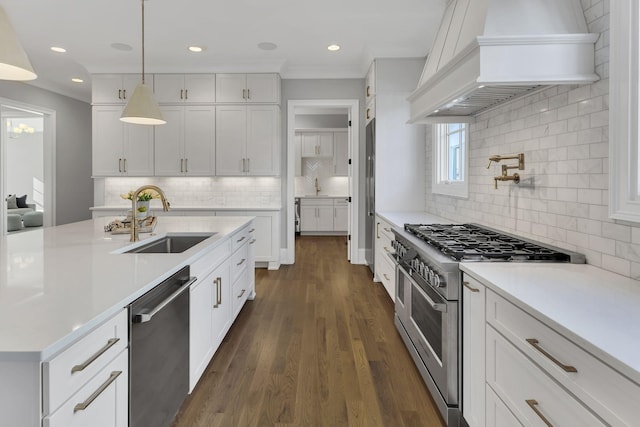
xmin=0 ymin=99 xmax=56 ymax=234
xmin=286 ymin=99 xmax=360 ymax=264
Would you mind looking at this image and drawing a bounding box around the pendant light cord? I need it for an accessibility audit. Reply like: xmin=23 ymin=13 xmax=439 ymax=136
xmin=141 ymin=0 xmax=145 ymax=84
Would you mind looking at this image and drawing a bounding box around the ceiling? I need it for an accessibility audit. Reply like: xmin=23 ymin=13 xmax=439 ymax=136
xmin=2 ymin=0 xmax=446 ymax=103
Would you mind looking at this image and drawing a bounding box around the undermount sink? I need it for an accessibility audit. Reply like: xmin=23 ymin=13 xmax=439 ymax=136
xmin=122 ymin=233 xmax=215 ymax=254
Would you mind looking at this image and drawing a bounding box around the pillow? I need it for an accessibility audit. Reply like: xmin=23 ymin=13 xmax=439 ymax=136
xmin=5 ymin=194 xmax=17 ymax=209
xmin=16 ymin=195 xmax=28 ymax=208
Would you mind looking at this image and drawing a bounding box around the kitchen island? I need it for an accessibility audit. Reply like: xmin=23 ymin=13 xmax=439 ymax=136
xmin=0 ymin=215 xmax=255 ymax=426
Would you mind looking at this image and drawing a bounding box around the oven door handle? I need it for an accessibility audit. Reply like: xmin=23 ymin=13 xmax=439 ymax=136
xmin=399 ymin=265 xmax=447 ymax=313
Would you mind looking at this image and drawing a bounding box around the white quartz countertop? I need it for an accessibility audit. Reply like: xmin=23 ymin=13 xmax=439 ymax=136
xmin=460 ymin=263 xmax=640 ymax=384
xmin=376 ymin=211 xmax=453 ymax=229
xmin=0 ymin=215 xmax=253 ymax=361
xmin=91 ymin=205 xmax=281 ymax=211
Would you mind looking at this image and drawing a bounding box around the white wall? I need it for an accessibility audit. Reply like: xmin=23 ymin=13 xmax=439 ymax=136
xmin=6 ymin=131 xmax=43 ymax=205
xmin=424 ymin=1 xmax=640 ymax=278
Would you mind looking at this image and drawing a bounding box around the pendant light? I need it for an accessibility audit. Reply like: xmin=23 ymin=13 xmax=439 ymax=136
xmin=120 ymin=0 xmax=165 ymax=125
xmin=0 ymin=6 xmax=37 ymax=81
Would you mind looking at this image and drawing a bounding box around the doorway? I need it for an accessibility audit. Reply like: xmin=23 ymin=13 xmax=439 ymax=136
xmin=286 ymin=99 xmax=360 ymax=264
xmin=1 ymin=100 xmax=56 ymax=235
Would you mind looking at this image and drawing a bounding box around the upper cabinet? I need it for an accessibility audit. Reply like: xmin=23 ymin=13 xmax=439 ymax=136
xmin=215 ymin=105 xmax=280 ymax=176
xmin=300 ymin=133 xmax=333 ymax=157
xmin=215 ymin=74 xmax=281 ymax=104
xmin=92 ymin=106 xmax=154 ymax=177
xmin=92 ymin=74 xmax=152 ymax=105
xmin=333 ymin=131 xmax=349 ymax=176
xmin=154 ymin=74 xmax=215 ymax=104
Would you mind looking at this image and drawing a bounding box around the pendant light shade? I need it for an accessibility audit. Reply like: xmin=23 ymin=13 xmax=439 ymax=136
xmin=120 ymin=0 xmax=165 ymax=126
xmin=120 ymin=83 xmax=165 ymax=125
xmin=0 ymin=6 xmax=37 ymax=81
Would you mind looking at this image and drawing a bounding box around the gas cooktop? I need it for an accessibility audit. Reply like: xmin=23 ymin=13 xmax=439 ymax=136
xmin=404 ymin=223 xmax=584 ymax=263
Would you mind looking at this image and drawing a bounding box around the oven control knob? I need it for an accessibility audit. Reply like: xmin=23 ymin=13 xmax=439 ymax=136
xmin=433 ymin=274 xmax=444 ymax=288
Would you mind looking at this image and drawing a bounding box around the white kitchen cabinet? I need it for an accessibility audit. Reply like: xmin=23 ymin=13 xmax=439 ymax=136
xmin=155 ymin=105 xmax=215 ymax=176
xmin=92 ymin=105 xmax=154 ymax=177
xmin=462 ymin=275 xmax=486 ymax=427
xmin=92 ymin=74 xmax=150 ymax=104
xmin=300 ymin=198 xmax=348 ymax=234
xmin=485 ymin=386 xmax=522 ymax=427
xmin=43 ymin=350 xmax=128 ymax=427
xmin=215 ymin=210 xmax=280 ymax=270
xmin=215 ymin=105 xmax=280 ymax=176
xmin=333 ymin=131 xmax=349 ymax=176
xmin=300 ymin=132 xmax=334 ymax=157
xmin=333 ymin=198 xmax=348 ymax=231
xmin=215 ymin=73 xmax=280 ymax=103
xmin=154 ymin=74 xmax=215 ymax=103
xmin=374 ymin=215 xmax=395 ymax=299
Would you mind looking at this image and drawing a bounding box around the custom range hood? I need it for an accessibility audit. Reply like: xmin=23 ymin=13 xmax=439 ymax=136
xmin=408 ymin=0 xmax=599 ymax=123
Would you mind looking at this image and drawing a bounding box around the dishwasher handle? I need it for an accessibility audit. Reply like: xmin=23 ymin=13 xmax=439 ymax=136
xmin=133 ymin=276 xmax=197 ymax=323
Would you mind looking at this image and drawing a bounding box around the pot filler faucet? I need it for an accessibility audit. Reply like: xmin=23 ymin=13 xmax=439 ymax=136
xmin=487 ymin=153 xmax=525 ymax=189
xmin=130 ymin=185 xmax=170 ymax=242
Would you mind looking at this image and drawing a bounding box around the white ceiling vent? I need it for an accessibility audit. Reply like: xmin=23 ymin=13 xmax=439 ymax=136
xmin=408 ymin=0 xmax=599 ymax=123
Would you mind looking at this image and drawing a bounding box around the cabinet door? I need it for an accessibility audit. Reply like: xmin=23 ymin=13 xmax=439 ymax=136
xmin=154 ymin=106 xmax=184 ymax=176
xmin=184 ymin=74 xmax=216 ymax=103
xmin=316 ymin=205 xmax=334 ymax=231
xmin=333 ymin=131 xmax=349 ymax=176
xmin=300 ymin=206 xmax=317 ymax=232
xmin=184 ymin=106 xmax=215 ymax=176
xmin=215 ymin=106 xmax=246 ymax=175
xmin=122 ymin=122 xmax=154 ymax=176
xmin=211 ymin=261 xmax=231 ymax=350
xmin=153 ymin=74 xmax=185 ymax=103
xmin=216 ymin=74 xmax=246 ymax=103
xmin=246 ymin=105 xmax=280 ymax=175
xmin=189 ymin=277 xmax=214 ymax=391
xmin=317 ymin=133 xmax=334 ymax=157
xmin=333 ymin=205 xmax=348 ymax=231
xmin=92 ymin=106 xmax=124 ymax=176
xmin=122 ymin=74 xmax=147 ymax=103
xmin=246 ymin=74 xmax=280 ymax=103
xmin=462 ymin=276 xmax=486 ymax=427
xmin=301 ymin=134 xmax=319 ymax=156
xmin=92 ymin=75 xmax=126 ymax=104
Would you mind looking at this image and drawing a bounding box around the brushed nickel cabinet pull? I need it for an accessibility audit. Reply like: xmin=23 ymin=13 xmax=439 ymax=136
xmin=118 ymin=89 xmax=122 ymax=100
xmin=73 ymin=371 xmax=122 ymax=413
xmin=366 ymin=85 xmax=371 ymax=97
xmin=213 ymin=277 xmax=222 ymax=308
xmin=376 ymin=222 xmax=380 ymax=239
xmin=180 ymin=89 xmax=184 ymax=100
xmin=242 ymin=158 xmax=246 ymax=172
xmin=185 ymin=158 xmax=188 ymax=173
xmin=383 ymin=273 xmax=390 ymax=281
xmin=384 ymin=246 xmax=390 ymax=253
xmin=122 ymin=89 xmax=126 ymax=99
xmin=123 ymin=158 xmax=127 ymax=173
xmin=526 ymin=399 xmax=554 ymax=427
xmin=526 ymin=338 xmax=577 ymax=372
xmin=246 ymin=158 xmax=250 ymax=172
xmin=237 ymin=236 xmax=246 ymax=243
xmin=71 ymin=338 xmax=120 ymax=373
xmin=249 ymin=228 xmax=255 ymax=233
xmin=185 ymin=89 xmax=188 ymax=99
xmin=366 ymin=108 xmax=371 ymax=119
xmin=180 ymin=158 xmax=184 ymax=173
xmin=462 ymin=281 xmax=480 ymax=293
xmin=242 ymin=89 xmax=246 ymax=99
xmin=237 ymin=289 xmax=246 ymax=299
xmin=384 ymin=227 xmax=391 ymax=232
xmin=237 ymin=258 xmax=246 ymax=266
xmin=118 ymin=158 xmax=122 ymax=173
xmin=247 ymin=89 xmax=250 ymax=99
xmin=250 ymin=239 xmax=256 ymax=244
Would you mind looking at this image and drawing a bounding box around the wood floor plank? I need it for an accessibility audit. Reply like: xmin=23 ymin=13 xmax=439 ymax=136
xmin=174 ymin=236 xmax=446 ymax=427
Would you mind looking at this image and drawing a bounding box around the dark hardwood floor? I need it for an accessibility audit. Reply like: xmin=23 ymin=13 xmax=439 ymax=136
xmin=174 ymin=236 xmax=446 ymax=427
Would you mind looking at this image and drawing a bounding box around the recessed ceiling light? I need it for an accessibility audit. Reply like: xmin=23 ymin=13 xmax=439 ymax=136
xmin=327 ymin=44 xmax=341 ymax=51
xmin=111 ymin=43 xmax=133 ymax=51
xmin=50 ymin=47 xmax=66 ymax=53
xmin=71 ymin=78 xmax=84 ymax=83
xmin=188 ymin=46 xmax=204 ymax=52
xmin=257 ymin=42 xmax=277 ymax=51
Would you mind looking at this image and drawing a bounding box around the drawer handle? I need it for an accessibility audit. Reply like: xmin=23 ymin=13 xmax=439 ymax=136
xmin=526 ymin=338 xmax=577 ymax=373
xmin=525 ymin=399 xmax=554 ymax=427
xmin=213 ymin=277 xmax=222 ymax=308
xmin=383 ymin=227 xmax=390 ymax=232
xmin=71 ymin=338 xmax=120 ymax=373
xmin=383 ymin=273 xmax=390 ymax=281
xmin=249 ymin=228 xmax=255 ymax=233
xmin=237 ymin=289 xmax=246 ymax=299
xmin=376 ymin=222 xmax=380 ymax=239
xmin=74 ymin=370 xmax=122 ymax=413
xmin=237 ymin=236 xmax=246 ymax=243
xmin=249 ymin=239 xmax=256 ymax=245
xmin=237 ymin=258 xmax=246 ymax=266
xmin=383 ymin=246 xmax=390 ymax=253
xmin=462 ymin=281 xmax=480 ymax=293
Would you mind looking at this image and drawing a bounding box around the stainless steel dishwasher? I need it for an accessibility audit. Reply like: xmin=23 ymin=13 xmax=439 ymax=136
xmin=129 ymin=265 xmax=195 ymax=427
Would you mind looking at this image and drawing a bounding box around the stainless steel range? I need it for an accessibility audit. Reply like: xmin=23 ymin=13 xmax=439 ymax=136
xmin=391 ymin=223 xmax=585 ymax=427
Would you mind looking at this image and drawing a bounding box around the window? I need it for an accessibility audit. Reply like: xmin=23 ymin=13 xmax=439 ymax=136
xmin=610 ymin=0 xmax=640 ymax=222
xmin=432 ymin=123 xmax=468 ymax=198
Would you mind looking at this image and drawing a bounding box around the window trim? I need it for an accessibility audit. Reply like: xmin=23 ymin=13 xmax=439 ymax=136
xmin=610 ymin=0 xmax=640 ymax=222
xmin=432 ymin=122 xmax=469 ymax=198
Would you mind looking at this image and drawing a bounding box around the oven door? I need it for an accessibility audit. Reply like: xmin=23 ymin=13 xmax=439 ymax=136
xmin=398 ymin=264 xmax=458 ymax=405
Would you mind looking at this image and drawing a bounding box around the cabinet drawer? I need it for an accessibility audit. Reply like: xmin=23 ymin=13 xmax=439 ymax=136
xmin=375 ymin=217 xmax=394 ymax=242
xmin=485 ymin=385 xmax=523 ymax=427
xmin=43 ymin=310 xmax=128 ymax=415
xmin=487 ymin=290 xmax=640 ymax=426
xmin=191 ymin=238 xmax=231 ymax=278
xmin=44 ymin=349 xmax=128 ymax=427
xmin=231 ymin=225 xmax=251 ymax=253
xmin=232 ymin=267 xmax=250 ymax=317
xmin=230 ymin=243 xmax=249 ymax=283
xmin=487 ymin=326 xmax=606 ymax=426
xmin=377 ymin=253 xmax=396 ymax=301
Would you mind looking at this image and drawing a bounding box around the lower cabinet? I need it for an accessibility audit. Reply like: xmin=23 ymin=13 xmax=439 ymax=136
xmin=300 ymin=198 xmax=348 ymax=234
xmin=462 ymin=276 xmax=486 ymax=427
xmin=373 ymin=215 xmax=395 ymax=300
xmin=485 ymin=386 xmax=522 ymax=427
